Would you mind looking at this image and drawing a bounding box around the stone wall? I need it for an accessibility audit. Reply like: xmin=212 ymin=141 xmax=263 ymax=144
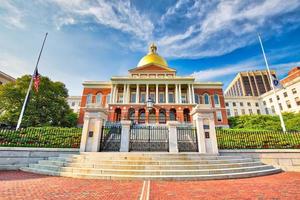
xmin=220 ymin=149 xmax=300 ymax=172
xmin=0 ymin=147 xmax=79 ymax=170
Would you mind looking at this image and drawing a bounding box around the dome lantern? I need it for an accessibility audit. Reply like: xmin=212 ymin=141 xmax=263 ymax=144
xmin=137 ymin=43 xmax=168 ymax=67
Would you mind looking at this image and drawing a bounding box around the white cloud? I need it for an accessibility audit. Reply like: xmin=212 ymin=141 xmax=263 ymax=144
xmin=0 ymin=0 xmax=25 ymax=28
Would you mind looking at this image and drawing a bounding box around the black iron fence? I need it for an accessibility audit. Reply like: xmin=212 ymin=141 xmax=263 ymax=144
xmin=217 ymin=129 xmax=300 ymax=149
xmin=0 ymin=127 xmax=81 ymax=148
xmin=177 ymin=127 xmax=198 ymax=152
xmin=129 ymin=125 xmax=169 ymax=151
xmin=100 ymin=124 xmax=122 ymax=151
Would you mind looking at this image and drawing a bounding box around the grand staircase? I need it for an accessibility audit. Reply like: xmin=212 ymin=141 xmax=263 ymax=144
xmin=21 ymin=152 xmax=281 ymax=180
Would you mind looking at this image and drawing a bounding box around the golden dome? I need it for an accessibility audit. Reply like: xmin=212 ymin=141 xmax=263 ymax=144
xmin=137 ymin=43 xmax=168 ymax=67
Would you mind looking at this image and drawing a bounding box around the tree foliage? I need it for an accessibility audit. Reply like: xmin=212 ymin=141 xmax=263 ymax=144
xmin=228 ymin=113 xmax=300 ymax=131
xmin=0 ymin=75 xmax=77 ymax=127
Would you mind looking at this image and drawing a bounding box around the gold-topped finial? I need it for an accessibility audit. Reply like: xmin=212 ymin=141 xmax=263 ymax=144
xmin=149 ymin=43 xmax=157 ymax=54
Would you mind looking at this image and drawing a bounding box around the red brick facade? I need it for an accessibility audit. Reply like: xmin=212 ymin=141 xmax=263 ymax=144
xmin=281 ymin=66 xmax=300 ymax=85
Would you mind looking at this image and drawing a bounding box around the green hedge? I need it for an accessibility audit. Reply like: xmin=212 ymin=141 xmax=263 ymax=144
xmin=217 ymin=129 xmax=300 ymax=149
xmin=0 ymin=127 xmax=82 ymax=148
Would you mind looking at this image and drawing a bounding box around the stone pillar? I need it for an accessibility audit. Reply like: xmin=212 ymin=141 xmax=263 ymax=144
xmin=110 ymin=84 xmax=115 ymax=104
xmin=193 ymin=114 xmax=206 ymax=153
xmin=209 ymin=117 xmax=219 ymax=154
xmin=146 ymin=84 xmax=149 ymax=101
xmin=120 ymin=120 xmax=132 ymax=152
xmin=175 ymin=84 xmax=178 ymax=103
xmin=136 ymin=84 xmax=139 ymax=103
xmin=167 ymin=121 xmax=179 ymax=153
xmin=165 ymin=84 xmax=168 ymax=103
xmin=179 ymin=84 xmax=182 ymax=103
xmin=191 ymin=84 xmax=195 ymax=104
xmin=188 ymin=84 xmax=192 ymax=104
xmin=156 ymin=84 xmax=159 ymax=103
xmin=80 ymin=107 xmax=108 ymax=152
xmin=123 ymin=84 xmax=126 ymax=104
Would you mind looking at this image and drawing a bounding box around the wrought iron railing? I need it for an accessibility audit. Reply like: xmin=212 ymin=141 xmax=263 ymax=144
xmin=177 ymin=127 xmax=198 ymax=152
xmin=100 ymin=124 xmax=122 ymax=151
xmin=217 ymin=129 xmax=300 ymax=149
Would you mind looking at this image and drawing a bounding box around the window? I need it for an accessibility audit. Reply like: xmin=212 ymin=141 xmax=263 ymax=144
xmin=128 ymin=108 xmax=135 ymax=121
xmin=240 ymin=102 xmax=243 ymax=107
xmin=284 ymin=92 xmax=288 ymax=97
xmin=159 ymin=109 xmax=166 ymax=124
xmin=181 ymin=94 xmax=187 ymax=103
xmin=117 ymin=93 xmax=123 ymax=103
xmin=214 ymin=94 xmax=220 ymax=105
xmin=257 ymin=109 xmax=261 ymax=114
xmin=225 ymin=102 xmax=229 ymax=107
xmin=263 ymin=101 xmax=266 ymax=105
xmin=227 ymin=109 xmax=231 ymax=116
xmin=271 ymin=105 xmax=275 ymax=113
xmin=249 ymin=109 xmax=253 ymax=115
xmin=138 ymin=109 xmax=146 ymax=124
xmin=183 ymin=108 xmax=190 ymax=123
xmin=130 ymin=93 xmax=136 ymax=103
xmin=71 ymin=102 xmax=75 ymax=106
xmin=168 ymin=92 xmax=175 ymax=103
xmin=204 ymin=94 xmax=210 ymax=104
xmin=292 ymin=88 xmax=297 ymax=94
xmin=277 ymin=95 xmax=280 ymax=100
xmin=96 ymin=93 xmax=102 ymax=104
xmin=86 ymin=94 xmax=92 ymax=104
xmin=295 ymin=97 xmax=300 ymax=106
xmin=150 ymin=92 xmax=155 ymax=102
xmin=247 ymin=102 xmax=251 ymax=106
xmin=265 ymin=108 xmax=269 ymax=114
xmin=169 ymin=109 xmax=176 ymax=121
xmin=286 ymin=100 xmax=291 ymax=108
xmin=114 ymin=108 xmax=122 ymax=122
xmin=159 ymin=93 xmax=165 ymax=103
xmin=241 ymin=109 xmax=245 ymax=115
xmin=233 ymin=102 xmax=236 ymax=107
xmin=269 ymin=98 xmax=273 ymax=103
xmin=234 ymin=109 xmax=238 ymax=116
xmin=195 ymin=95 xmax=200 ymax=104
xmin=255 ymin=102 xmax=259 ymax=107
xmin=216 ymin=111 xmax=222 ymax=122
xmin=140 ymin=93 xmax=146 ymax=103
xmin=106 ymin=94 xmax=110 ymax=104
xmin=279 ymin=103 xmax=283 ymax=110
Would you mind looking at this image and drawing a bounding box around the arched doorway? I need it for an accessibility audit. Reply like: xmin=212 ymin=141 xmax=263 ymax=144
xmin=138 ymin=108 xmax=146 ymax=124
xmin=183 ymin=108 xmax=190 ymax=123
xmin=128 ymin=108 xmax=135 ymax=122
xmin=148 ymin=109 xmax=156 ymax=124
xmin=169 ymin=109 xmax=177 ymax=121
xmin=159 ymin=109 xmax=166 ymax=124
xmin=114 ymin=108 xmax=122 ymax=122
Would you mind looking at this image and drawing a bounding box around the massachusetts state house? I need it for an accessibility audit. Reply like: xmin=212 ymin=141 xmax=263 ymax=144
xmin=78 ymin=44 xmax=228 ymax=127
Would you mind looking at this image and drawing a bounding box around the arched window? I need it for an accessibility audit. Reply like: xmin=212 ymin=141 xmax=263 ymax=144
xmin=138 ymin=109 xmax=146 ymax=124
xmin=204 ymin=93 xmax=210 ymax=104
xmin=169 ymin=109 xmax=176 ymax=121
xmin=86 ymin=94 xmax=92 ymax=104
xmin=128 ymin=108 xmax=135 ymax=121
xmin=148 ymin=109 xmax=156 ymax=124
xmin=159 ymin=109 xmax=166 ymax=124
xmin=114 ymin=108 xmax=122 ymax=122
xmin=195 ymin=95 xmax=200 ymax=104
xmin=214 ymin=94 xmax=219 ymax=105
xmin=96 ymin=93 xmax=102 ymax=104
xmin=183 ymin=108 xmax=190 ymax=123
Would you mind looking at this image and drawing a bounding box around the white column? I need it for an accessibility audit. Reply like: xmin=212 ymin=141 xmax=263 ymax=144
xmin=120 ymin=120 xmax=132 ymax=152
xmin=165 ymin=84 xmax=168 ymax=103
xmin=156 ymin=84 xmax=159 ymax=103
xmin=191 ymin=84 xmax=195 ymax=104
xmin=136 ymin=84 xmax=139 ymax=103
xmin=179 ymin=84 xmax=182 ymax=103
xmin=194 ymin=116 xmax=206 ymax=153
xmin=167 ymin=121 xmax=179 ymax=153
xmin=80 ymin=116 xmax=90 ymax=152
xmin=125 ymin=84 xmax=129 ymax=103
xmin=188 ymin=84 xmax=192 ymax=103
xmin=146 ymin=84 xmax=149 ymax=101
xmin=175 ymin=84 xmax=178 ymax=103
xmin=110 ymin=84 xmax=115 ymax=104
xmin=123 ymin=84 xmax=126 ymax=104
xmin=91 ymin=119 xmax=104 ymax=152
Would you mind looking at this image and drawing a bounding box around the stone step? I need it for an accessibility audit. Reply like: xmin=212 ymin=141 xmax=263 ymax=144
xmin=21 ymin=167 xmax=60 ymax=176
xmin=29 ymin=164 xmax=61 ymax=171
xmin=38 ymin=160 xmax=66 ymax=167
xmin=65 ymin=161 xmax=265 ymax=170
xmin=58 ymin=165 xmax=273 ymax=176
xmin=68 ymin=158 xmax=255 ymax=165
xmin=58 ymin=168 xmax=282 ymax=180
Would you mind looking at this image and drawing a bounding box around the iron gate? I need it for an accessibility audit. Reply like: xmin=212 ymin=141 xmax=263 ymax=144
xmin=177 ymin=127 xmax=198 ymax=152
xmin=129 ymin=126 xmax=169 ymax=151
xmin=100 ymin=124 xmax=122 ymax=151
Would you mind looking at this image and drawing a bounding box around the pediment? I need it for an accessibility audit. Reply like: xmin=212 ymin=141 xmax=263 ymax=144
xmin=129 ymin=63 xmax=176 ymax=73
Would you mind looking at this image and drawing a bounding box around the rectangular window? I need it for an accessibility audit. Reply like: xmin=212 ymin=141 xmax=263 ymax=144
xmin=233 ymin=102 xmax=236 ymax=107
xmin=257 ymin=109 xmax=261 ymax=114
xmin=181 ymin=94 xmax=187 ymax=103
xmin=279 ymin=103 xmax=283 ymax=110
xmin=140 ymin=93 xmax=146 ymax=103
xmin=234 ymin=109 xmax=238 ymax=116
xmin=295 ymin=97 xmax=300 ymax=106
xmin=271 ymin=105 xmax=275 ymax=113
xmin=216 ymin=111 xmax=222 ymax=122
xmin=263 ymin=101 xmax=266 ymax=105
xmin=255 ymin=102 xmax=259 ymax=107
xmin=169 ymin=92 xmax=175 ymax=103
xmin=150 ymin=92 xmax=155 ymax=102
xmin=227 ymin=109 xmax=231 ymax=116
xmin=195 ymin=95 xmax=200 ymax=104
xmin=241 ymin=109 xmax=245 ymax=115
xmin=225 ymin=102 xmax=229 ymax=107
xmin=269 ymin=98 xmax=273 ymax=103
xmin=247 ymin=102 xmax=251 ymax=106
xmin=240 ymin=102 xmax=243 ymax=107
xmin=265 ymin=108 xmax=269 ymax=114
xmin=292 ymin=88 xmax=297 ymax=94
xmin=277 ymin=95 xmax=280 ymax=100
xmin=159 ymin=93 xmax=165 ymax=103
xmin=130 ymin=93 xmax=136 ymax=103
xmin=249 ymin=109 xmax=253 ymax=115
xmin=284 ymin=92 xmax=288 ymax=97
xmin=118 ymin=94 xmax=123 ymax=103
xmin=286 ymin=100 xmax=291 ymax=108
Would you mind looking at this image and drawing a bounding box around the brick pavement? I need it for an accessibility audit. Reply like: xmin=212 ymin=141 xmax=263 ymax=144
xmin=1 ymin=171 xmax=300 ymax=200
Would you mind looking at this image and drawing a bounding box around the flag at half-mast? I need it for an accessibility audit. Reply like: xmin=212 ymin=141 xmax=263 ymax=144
xmin=33 ymin=68 xmax=41 ymax=92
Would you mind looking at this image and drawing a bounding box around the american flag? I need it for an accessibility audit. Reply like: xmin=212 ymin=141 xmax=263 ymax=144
xmin=33 ymin=69 xmax=41 ymax=92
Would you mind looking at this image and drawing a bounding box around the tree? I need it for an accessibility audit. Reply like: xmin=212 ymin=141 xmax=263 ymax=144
xmin=0 ymin=75 xmax=77 ymax=127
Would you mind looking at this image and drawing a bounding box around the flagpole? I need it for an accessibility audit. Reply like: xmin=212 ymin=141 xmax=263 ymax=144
xmin=258 ymin=34 xmax=286 ymax=132
xmin=16 ymin=33 xmax=48 ymax=130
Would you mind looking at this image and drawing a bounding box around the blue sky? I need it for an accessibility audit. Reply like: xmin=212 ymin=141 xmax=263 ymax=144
xmin=1 ymin=0 xmax=300 ymax=95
